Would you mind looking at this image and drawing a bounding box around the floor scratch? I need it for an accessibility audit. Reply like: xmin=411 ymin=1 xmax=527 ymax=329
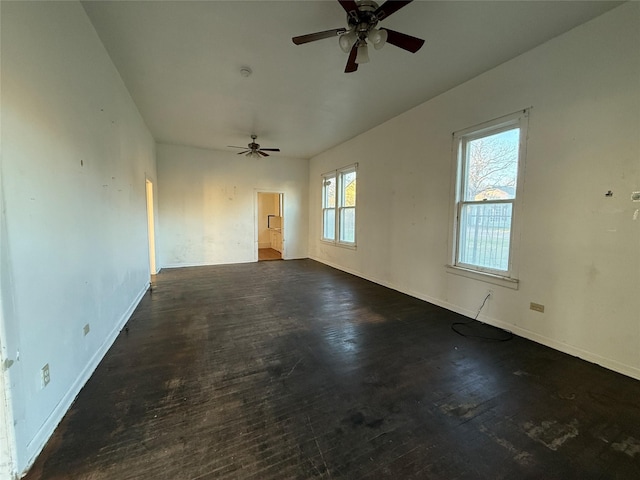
xmin=308 ymin=414 xmax=331 ymax=478
xmin=367 ymin=429 xmax=397 ymax=442
xmin=285 ymin=358 xmax=302 ymax=378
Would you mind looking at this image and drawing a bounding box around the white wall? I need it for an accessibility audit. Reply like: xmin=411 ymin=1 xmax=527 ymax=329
xmin=1 ymin=1 xmax=156 ymax=476
xmin=157 ymin=144 xmax=308 ymax=266
xmin=309 ymin=3 xmax=640 ymax=379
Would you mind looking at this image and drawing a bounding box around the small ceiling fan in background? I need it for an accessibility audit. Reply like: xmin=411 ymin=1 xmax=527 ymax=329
xmin=292 ymin=0 xmax=425 ymax=73
xmin=228 ymin=134 xmax=281 ymax=158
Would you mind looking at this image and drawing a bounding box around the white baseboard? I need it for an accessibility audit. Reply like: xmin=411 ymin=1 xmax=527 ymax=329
xmin=161 ymin=258 xmax=259 ymax=269
xmin=308 ymin=256 xmax=640 ymax=382
xmin=21 ymin=283 xmax=149 ymax=477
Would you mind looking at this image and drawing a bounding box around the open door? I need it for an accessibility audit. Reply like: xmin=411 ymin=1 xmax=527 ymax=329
xmin=256 ymin=192 xmax=284 ymax=261
xmin=145 ymin=179 xmax=157 ymax=281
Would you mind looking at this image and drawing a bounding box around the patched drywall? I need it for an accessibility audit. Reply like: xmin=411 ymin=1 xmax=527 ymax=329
xmin=157 ymin=144 xmax=308 ymax=266
xmin=1 ymin=1 xmax=156 ymax=475
xmin=308 ymin=3 xmax=640 ymax=379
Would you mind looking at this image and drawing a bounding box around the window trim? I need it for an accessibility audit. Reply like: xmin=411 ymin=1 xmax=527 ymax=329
xmin=321 ymin=163 xmax=358 ymax=248
xmin=321 ymin=172 xmax=336 ymax=243
xmin=447 ymin=109 xmax=529 ymax=288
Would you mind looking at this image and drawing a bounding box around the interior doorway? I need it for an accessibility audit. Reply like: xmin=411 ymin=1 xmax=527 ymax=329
xmin=145 ymin=179 xmax=157 ymax=282
xmin=257 ymin=192 xmax=284 ymax=261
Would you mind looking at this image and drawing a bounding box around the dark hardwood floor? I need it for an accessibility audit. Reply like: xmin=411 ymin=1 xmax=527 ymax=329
xmin=25 ymin=260 xmax=640 ymax=479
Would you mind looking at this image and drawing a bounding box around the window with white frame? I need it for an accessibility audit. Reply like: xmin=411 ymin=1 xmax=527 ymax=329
xmin=451 ymin=110 xmax=528 ymax=279
xmin=322 ymin=164 xmax=357 ymax=246
xmin=321 ymin=172 xmax=336 ymax=241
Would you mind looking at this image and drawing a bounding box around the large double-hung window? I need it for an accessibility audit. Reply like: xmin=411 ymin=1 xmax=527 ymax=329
xmin=450 ymin=110 xmax=528 ymax=283
xmin=322 ymin=164 xmax=357 ymax=247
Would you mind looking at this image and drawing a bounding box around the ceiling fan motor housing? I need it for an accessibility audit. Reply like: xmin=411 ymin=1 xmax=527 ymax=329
xmin=347 ymin=1 xmax=381 ymax=36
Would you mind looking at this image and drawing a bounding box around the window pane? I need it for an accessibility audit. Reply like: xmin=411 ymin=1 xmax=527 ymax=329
xmin=323 ymin=208 xmax=335 ymax=240
xmin=465 ymin=128 xmax=519 ymax=201
xmin=323 ymin=176 xmax=336 ymax=208
xmin=458 ymin=203 xmax=512 ymax=271
xmin=339 ymin=207 xmax=355 ymax=243
xmin=341 ymin=171 xmax=356 ymax=207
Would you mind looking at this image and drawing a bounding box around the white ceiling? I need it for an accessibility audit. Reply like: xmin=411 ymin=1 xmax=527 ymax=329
xmin=82 ymin=0 xmax=622 ymax=159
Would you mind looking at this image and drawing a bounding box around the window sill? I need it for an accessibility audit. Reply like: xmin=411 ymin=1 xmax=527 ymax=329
xmin=446 ymin=265 xmax=519 ymax=290
xmin=320 ymin=239 xmax=357 ymax=250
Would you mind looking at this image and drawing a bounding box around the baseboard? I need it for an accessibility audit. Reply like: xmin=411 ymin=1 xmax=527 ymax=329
xmin=473 ymin=314 xmax=640 ymax=382
xmin=161 ymin=259 xmax=255 ymax=269
xmin=308 ymin=256 xmax=640 ymax=382
xmin=21 ymin=282 xmax=150 ymax=477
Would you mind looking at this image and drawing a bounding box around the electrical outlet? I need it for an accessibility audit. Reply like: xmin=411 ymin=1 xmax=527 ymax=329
xmin=42 ymin=363 xmax=50 ymax=388
xmin=83 ymin=323 xmax=90 ymax=336
xmin=530 ymin=302 xmax=545 ymax=313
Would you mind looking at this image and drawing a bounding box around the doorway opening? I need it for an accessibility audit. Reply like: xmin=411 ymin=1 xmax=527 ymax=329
xmin=145 ymin=179 xmax=157 ymax=285
xmin=257 ymin=192 xmax=284 ymax=261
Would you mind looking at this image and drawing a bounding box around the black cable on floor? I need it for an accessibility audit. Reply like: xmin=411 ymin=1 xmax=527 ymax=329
xmin=451 ymin=293 xmax=513 ymax=342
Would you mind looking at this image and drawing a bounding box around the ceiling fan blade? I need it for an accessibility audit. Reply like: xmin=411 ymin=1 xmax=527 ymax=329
xmin=258 ymin=151 xmax=270 ymax=157
xmin=228 ymin=145 xmax=248 ymax=149
xmin=292 ymin=28 xmax=346 ymax=45
xmin=375 ymin=0 xmax=414 ymax=21
xmin=237 ymin=151 xmax=250 ymax=155
xmin=384 ymin=28 xmax=425 ymax=53
xmin=259 ymin=148 xmax=280 ymax=152
xmin=338 ymin=0 xmax=360 ymax=23
xmin=345 ymin=43 xmax=358 ymax=73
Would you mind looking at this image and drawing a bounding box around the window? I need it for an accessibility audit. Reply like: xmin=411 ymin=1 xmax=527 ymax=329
xmin=450 ymin=110 xmax=528 ymax=282
xmin=322 ymin=164 xmax=357 ymax=247
xmin=321 ymin=172 xmax=336 ymax=241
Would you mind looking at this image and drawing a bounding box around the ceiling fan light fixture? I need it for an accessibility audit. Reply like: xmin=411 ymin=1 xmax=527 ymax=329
xmin=355 ymin=41 xmax=369 ymax=64
xmin=369 ymin=28 xmax=387 ymax=50
xmin=338 ymin=29 xmax=357 ymax=53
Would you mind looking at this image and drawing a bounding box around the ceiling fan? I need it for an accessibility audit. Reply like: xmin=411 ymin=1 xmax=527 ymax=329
xmin=292 ymin=0 xmax=425 ymax=73
xmin=228 ymin=134 xmax=281 ymax=158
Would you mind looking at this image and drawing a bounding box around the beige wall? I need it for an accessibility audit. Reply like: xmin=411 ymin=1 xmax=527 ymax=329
xmin=309 ymin=3 xmax=640 ymax=379
xmin=157 ymin=144 xmax=308 ymax=265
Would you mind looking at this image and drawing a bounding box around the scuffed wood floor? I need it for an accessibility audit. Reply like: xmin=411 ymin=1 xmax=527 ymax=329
xmin=25 ymin=260 xmax=640 ymax=479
